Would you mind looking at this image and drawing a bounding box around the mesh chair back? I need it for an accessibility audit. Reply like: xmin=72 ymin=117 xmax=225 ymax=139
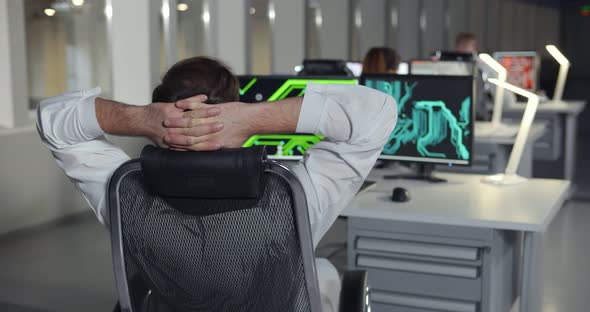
xmin=108 ymin=148 xmax=321 ymax=312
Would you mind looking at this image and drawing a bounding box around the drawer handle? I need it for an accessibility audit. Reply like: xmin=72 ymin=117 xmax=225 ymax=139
xmin=372 ymin=290 xmax=477 ymax=312
xmin=357 ymin=255 xmax=479 ymax=279
xmin=357 ymin=237 xmax=480 ymax=261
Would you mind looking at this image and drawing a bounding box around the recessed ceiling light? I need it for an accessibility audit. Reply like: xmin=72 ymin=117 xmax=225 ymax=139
xmin=44 ymin=8 xmax=56 ymax=16
xmin=177 ymin=3 xmax=189 ymax=11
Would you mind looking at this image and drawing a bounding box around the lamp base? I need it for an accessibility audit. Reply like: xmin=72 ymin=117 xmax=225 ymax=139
xmin=481 ymin=173 xmax=527 ymax=186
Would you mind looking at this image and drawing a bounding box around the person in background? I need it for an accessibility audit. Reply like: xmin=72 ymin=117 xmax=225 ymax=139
xmin=455 ymin=32 xmax=479 ymax=54
xmin=362 ymin=47 xmax=401 ymax=75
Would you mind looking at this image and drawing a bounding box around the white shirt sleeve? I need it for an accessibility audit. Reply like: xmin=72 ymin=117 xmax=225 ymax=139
xmin=36 ymin=84 xmax=397 ymax=240
xmin=36 ymin=87 xmax=130 ymax=224
xmin=291 ymin=83 xmax=397 ymax=246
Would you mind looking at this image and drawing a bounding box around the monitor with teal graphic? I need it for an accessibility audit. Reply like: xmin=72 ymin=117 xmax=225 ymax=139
xmin=238 ymin=75 xmax=358 ymax=159
xmin=361 ymin=74 xmax=474 ymax=166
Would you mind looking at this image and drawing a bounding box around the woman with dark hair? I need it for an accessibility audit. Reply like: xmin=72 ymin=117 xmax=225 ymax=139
xmin=361 ymin=47 xmax=401 ymax=74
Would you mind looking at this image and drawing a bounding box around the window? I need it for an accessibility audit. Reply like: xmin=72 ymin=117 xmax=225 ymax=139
xmin=305 ymin=0 xmax=321 ymax=59
xmin=24 ymin=0 xmax=112 ymax=109
xmin=177 ymin=0 xmax=209 ymax=60
xmin=249 ymin=0 xmax=272 ymax=74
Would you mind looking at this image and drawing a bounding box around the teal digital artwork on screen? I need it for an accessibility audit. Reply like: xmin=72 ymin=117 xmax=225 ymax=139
xmin=363 ymin=75 xmax=473 ymax=165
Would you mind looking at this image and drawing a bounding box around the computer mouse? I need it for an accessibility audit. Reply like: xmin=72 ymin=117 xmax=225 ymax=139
xmin=391 ymin=187 xmax=410 ymax=202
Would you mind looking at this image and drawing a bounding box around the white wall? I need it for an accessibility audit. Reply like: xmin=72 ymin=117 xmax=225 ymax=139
xmin=0 ymin=0 xmax=28 ymax=128
xmin=111 ymin=0 xmax=160 ymax=105
xmin=358 ymin=0 xmax=386 ymax=58
xmin=0 ymin=127 xmax=150 ymax=235
xmin=421 ymin=0 xmax=445 ymax=58
xmin=0 ymin=128 xmax=86 ymax=234
xmin=212 ymin=0 xmax=248 ymax=74
xmin=272 ymin=0 xmax=306 ymax=74
xmin=319 ymin=0 xmax=350 ymax=59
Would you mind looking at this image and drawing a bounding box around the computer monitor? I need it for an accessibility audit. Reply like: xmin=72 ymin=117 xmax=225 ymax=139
xmin=238 ymin=75 xmax=358 ymax=159
xmin=361 ymin=74 xmax=474 ymax=181
xmin=298 ymin=59 xmax=354 ymax=77
xmin=344 ymin=61 xmax=409 ymax=76
xmin=493 ymin=51 xmax=540 ymax=92
xmin=345 ymin=61 xmax=363 ymax=77
xmin=410 ymin=60 xmax=474 ymax=76
xmin=431 ymin=50 xmax=475 ymax=62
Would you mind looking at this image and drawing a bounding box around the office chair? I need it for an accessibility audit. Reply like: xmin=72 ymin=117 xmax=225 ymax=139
xmin=298 ymin=59 xmax=354 ymax=77
xmin=109 ymin=145 xmax=369 ymax=312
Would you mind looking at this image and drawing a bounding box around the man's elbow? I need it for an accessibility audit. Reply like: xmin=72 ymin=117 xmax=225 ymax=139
xmin=36 ymin=101 xmax=69 ymax=150
xmin=371 ymin=94 xmax=397 ymax=142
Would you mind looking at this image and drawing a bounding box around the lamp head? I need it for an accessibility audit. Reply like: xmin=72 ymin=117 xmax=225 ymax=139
xmin=546 ymin=45 xmax=570 ymax=66
xmin=479 ymin=53 xmax=507 ymax=75
xmin=488 ymin=78 xmax=537 ymax=100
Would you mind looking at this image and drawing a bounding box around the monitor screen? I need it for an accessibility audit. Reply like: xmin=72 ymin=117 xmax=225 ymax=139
xmin=346 ymin=61 xmax=363 ymax=77
xmin=361 ymin=74 xmax=474 ymax=166
xmin=238 ymin=75 xmax=358 ymax=159
xmin=431 ymin=51 xmax=475 ymax=62
xmin=493 ymin=51 xmax=539 ymax=92
xmin=410 ymin=60 xmax=474 ymax=76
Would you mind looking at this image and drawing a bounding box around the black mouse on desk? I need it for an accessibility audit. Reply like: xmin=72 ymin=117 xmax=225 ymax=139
xmin=391 ymin=187 xmax=410 ymax=202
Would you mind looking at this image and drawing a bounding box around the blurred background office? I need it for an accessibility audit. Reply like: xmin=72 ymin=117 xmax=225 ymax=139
xmin=0 ymin=0 xmax=589 ymax=311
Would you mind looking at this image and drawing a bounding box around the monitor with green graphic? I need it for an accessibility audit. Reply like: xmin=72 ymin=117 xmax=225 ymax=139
xmin=238 ymin=75 xmax=358 ymax=159
xmin=361 ymin=74 xmax=474 ymax=166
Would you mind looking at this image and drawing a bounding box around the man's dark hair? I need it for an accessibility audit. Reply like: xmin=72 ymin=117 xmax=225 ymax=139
xmin=455 ymin=32 xmax=477 ymax=47
xmin=152 ymin=56 xmax=239 ymax=104
xmin=362 ymin=47 xmax=401 ymax=74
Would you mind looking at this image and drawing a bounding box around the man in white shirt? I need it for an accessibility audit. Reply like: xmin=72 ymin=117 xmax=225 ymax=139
xmin=37 ymin=57 xmax=397 ymax=311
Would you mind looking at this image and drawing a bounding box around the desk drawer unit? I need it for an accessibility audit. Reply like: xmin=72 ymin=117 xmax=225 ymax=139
xmin=347 ymin=218 xmax=516 ymax=312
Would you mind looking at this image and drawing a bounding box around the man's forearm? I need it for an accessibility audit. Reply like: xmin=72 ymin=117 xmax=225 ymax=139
xmin=247 ymin=96 xmax=303 ymax=135
xmin=95 ymin=98 xmax=158 ymax=138
xmin=161 ymin=95 xmax=303 ymax=150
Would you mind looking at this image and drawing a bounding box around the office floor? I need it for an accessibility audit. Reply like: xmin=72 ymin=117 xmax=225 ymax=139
xmin=0 ymin=200 xmax=587 ymax=312
xmin=0 ymin=215 xmax=116 ymax=312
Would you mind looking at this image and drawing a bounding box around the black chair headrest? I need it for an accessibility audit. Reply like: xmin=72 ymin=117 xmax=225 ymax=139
xmin=140 ymin=145 xmax=268 ymax=199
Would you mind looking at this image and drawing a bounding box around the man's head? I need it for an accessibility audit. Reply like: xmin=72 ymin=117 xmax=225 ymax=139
xmin=455 ymin=32 xmax=478 ymax=53
xmin=362 ymin=47 xmax=401 ymax=74
xmin=152 ymin=56 xmax=239 ymax=104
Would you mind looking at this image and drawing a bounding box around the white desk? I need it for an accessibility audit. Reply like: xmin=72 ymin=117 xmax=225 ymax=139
xmin=344 ymin=172 xmax=570 ymax=312
xmin=503 ymin=100 xmax=586 ymax=180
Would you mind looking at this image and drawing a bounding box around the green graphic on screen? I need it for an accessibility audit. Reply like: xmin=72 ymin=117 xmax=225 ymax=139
xmin=363 ymin=76 xmax=473 ymax=164
xmin=239 ymin=76 xmax=357 ymax=158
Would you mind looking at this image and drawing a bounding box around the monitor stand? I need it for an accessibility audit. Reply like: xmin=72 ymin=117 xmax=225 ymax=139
xmin=382 ymin=164 xmax=447 ymax=183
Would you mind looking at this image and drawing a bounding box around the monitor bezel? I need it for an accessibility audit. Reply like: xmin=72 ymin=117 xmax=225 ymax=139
xmin=360 ymin=73 xmax=476 ymax=167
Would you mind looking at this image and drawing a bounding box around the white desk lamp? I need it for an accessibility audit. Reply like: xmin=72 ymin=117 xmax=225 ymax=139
xmin=482 ymin=78 xmax=539 ymax=186
xmin=546 ymin=45 xmax=570 ymax=103
xmin=479 ymin=53 xmax=507 ymax=127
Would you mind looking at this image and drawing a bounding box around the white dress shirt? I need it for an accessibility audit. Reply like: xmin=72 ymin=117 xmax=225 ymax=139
xmin=37 ymin=83 xmax=397 ymax=311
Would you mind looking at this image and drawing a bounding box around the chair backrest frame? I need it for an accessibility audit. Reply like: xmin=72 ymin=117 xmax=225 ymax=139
xmin=108 ymin=158 xmax=322 ymax=312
